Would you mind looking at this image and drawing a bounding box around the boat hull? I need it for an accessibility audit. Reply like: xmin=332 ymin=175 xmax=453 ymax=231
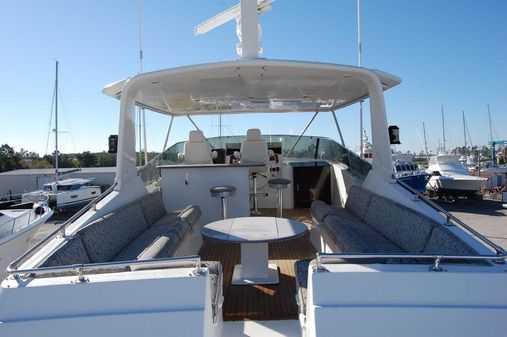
xmin=398 ymin=173 xmax=430 ymax=193
xmin=426 ymin=175 xmax=486 ymax=196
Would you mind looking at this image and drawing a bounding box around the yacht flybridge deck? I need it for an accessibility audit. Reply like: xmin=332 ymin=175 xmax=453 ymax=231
xmin=2 ymin=2 xmax=507 ymax=337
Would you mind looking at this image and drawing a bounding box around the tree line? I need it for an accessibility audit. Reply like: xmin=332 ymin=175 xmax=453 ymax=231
xmin=0 ymin=144 xmax=120 ymax=173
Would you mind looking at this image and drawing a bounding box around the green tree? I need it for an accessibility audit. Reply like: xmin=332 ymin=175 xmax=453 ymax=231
xmin=76 ymin=151 xmax=96 ymax=167
xmin=0 ymin=144 xmax=21 ymax=172
xmin=95 ymin=152 xmax=116 ymax=167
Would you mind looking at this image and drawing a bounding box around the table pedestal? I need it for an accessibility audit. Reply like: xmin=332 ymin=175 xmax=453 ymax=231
xmin=231 ymin=242 xmax=279 ymax=285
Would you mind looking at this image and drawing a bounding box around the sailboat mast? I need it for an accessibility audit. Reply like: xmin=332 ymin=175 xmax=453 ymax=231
xmin=462 ymin=111 xmax=467 ymax=156
xmin=138 ymin=0 xmax=148 ymax=165
xmin=357 ymin=0 xmax=364 ymax=158
xmin=487 ymin=104 xmax=493 ymax=143
xmin=441 ymin=106 xmax=446 ymax=152
xmin=423 ymin=121 xmax=428 ymax=157
xmin=54 ymin=60 xmax=59 ymax=182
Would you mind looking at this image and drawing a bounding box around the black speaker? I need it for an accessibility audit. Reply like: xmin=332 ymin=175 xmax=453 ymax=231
xmin=388 ymin=125 xmax=400 ymax=144
xmin=108 ymin=135 xmax=118 ymax=153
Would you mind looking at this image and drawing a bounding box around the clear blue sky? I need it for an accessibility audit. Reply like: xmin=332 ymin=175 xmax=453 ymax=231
xmin=1 ymin=0 xmax=506 ymax=156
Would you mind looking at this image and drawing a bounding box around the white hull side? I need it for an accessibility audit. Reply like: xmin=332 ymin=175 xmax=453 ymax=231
xmin=427 ymin=175 xmax=486 ymax=193
xmin=0 ymin=209 xmax=53 ymax=280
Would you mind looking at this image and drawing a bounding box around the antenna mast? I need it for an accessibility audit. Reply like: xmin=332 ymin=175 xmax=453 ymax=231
xmin=54 ymin=60 xmax=59 ymax=182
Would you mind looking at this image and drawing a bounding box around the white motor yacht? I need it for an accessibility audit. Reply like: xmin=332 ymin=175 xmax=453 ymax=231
xmin=0 ymin=197 xmax=52 ymax=280
xmin=426 ymin=153 xmax=487 ymax=197
xmin=1 ymin=2 xmax=506 ymax=337
xmin=22 ymin=178 xmax=102 ymax=211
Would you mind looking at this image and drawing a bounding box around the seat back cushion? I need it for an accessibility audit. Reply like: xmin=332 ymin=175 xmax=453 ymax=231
xmin=364 ymin=194 xmax=438 ymax=253
xmin=324 ymin=215 xmax=403 ymax=254
xmin=139 ymin=191 xmax=167 ymax=226
xmin=178 ymin=205 xmax=201 ymax=228
xmin=345 ymin=185 xmax=373 ymax=221
xmin=423 ymin=226 xmax=477 ymax=255
xmin=80 ymin=202 xmax=149 ymax=262
xmin=40 ymin=237 xmax=91 ymax=267
xmin=311 ymin=200 xmax=335 ymax=224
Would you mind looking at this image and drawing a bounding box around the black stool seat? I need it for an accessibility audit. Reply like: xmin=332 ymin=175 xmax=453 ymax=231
xmin=210 ymin=185 xmax=236 ymax=198
xmin=268 ymin=179 xmax=291 ymax=189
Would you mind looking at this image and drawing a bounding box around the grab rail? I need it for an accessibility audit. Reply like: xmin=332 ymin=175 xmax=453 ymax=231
xmin=7 ymin=182 xmax=117 ymax=273
xmin=396 ymin=179 xmax=506 ymax=255
xmin=315 ymin=252 xmax=506 ymax=272
xmin=8 ymin=255 xmax=202 ymax=280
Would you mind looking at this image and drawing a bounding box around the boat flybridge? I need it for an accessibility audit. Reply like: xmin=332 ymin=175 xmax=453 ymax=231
xmin=2 ymin=2 xmax=506 ymax=337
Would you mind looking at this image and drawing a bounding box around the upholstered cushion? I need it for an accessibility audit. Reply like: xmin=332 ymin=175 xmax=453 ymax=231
xmin=324 ymin=215 xmax=403 ymax=254
xmin=80 ymin=202 xmax=149 ymax=263
xmin=423 ymin=226 xmax=477 ymax=255
xmin=153 ymin=216 xmax=189 ymax=240
xmin=178 ymin=205 xmax=201 ymax=228
xmin=311 ymin=200 xmax=359 ymax=224
xmin=344 ymin=185 xmax=373 ymax=221
xmin=112 ymin=225 xmax=180 ymax=262
xmin=40 ymin=237 xmax=91 ymax=267
xmin=246 ymin=128 xmax=262 ymax=141
xmin=240 ymin=129 xmax=268 ymax=167
xmin=139 ymin=191 xmax=167 ymax=226
xmin=183 ymin=131 xmax=212 ymax=165
xmin=294 ymin=259 xmax=311 ymax=315
xmin=364 ymin=194 xmax=438 ymax=253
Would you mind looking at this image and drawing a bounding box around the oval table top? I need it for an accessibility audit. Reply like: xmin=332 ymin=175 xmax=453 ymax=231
xmin=201 ymin=216 xmax=308 ymax=244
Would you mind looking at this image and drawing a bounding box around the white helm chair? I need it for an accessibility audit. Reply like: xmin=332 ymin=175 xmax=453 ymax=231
xmin=239 ymin=128 xmax=268 ymax=214
xmin=182 ymin=130 xmax=213 ymax=165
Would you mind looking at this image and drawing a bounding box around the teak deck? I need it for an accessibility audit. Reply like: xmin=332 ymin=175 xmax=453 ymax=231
xmin=198 ymin=209 xmax=316 ymax=321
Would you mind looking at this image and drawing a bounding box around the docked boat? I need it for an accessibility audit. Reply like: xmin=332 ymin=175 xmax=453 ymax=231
xmin=392 ymin=153 xmax=430 ymax=193
xmin=0 ymin=198 xmax=52 ymax=280
xmin=22 ymin=178 xmax=102 ymax=211
xmin=20 ymin=62 xmax=102 ymax=211
xmin=2 ymin=2 xmax=506 ymax=336
xmin=426 ymin=153 xmax=487 ymax=197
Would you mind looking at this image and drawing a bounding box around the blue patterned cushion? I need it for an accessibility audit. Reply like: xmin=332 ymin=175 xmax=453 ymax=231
xmin=153 ymin=216 xmax=189 ymax=240
xmin=311 ymin=200 xmax=360 ymax=225
xmin=40 ymin=237 xmax=91 ymax=267
xmin=423 ymin=226 xmax=477 ymax=255
xmin=324 ymin=215 xmax=403 ymax=253
xmin=112 ymin=224 xmax=180 ymax=262
xmin=364 ymin=194 xmax=438 ymax=253
xmin=139 ymin=191 xmax=167 ymax=226
xmin=178 ymin=205 xmax=201 ymax=227
xmin=80 ymin=202 xmax=149 ymax=262
xmin=345 ymin=185 xmax=373 ymax=221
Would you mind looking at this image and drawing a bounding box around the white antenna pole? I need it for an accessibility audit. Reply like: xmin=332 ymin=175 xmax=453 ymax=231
xmin=54 ymin=60 xmax=59 ymax=182
xmin=357 ymin=0 xmax=364 ymax=158
xmin=441 ymin=105 xmax=446 ymax=152
xmin=138 ymin=0 xmax=148 ymax=165
xmin=239 ymin=0 xmax=260 ymax=59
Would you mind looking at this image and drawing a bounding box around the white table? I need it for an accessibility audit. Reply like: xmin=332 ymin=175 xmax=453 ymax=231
xmin=201 ymin=216 xmax=308 ymax=285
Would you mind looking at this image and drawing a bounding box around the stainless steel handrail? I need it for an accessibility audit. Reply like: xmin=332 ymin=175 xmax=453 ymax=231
xmin=315 ymin=252 xmax=506 ymax=271
xmin=396 ymin=179 xmax=506 ymax=255
xmin=7 ymin=182 xmax=118 ymax=273
xmin=9 ymin=255 xmax=202 ymax=279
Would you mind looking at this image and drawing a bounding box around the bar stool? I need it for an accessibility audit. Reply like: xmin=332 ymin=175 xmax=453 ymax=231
xmin=210 ymin=185 xmax=236 ymax=219
xmin=268 ymin=178 xmax=291 ymax=218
